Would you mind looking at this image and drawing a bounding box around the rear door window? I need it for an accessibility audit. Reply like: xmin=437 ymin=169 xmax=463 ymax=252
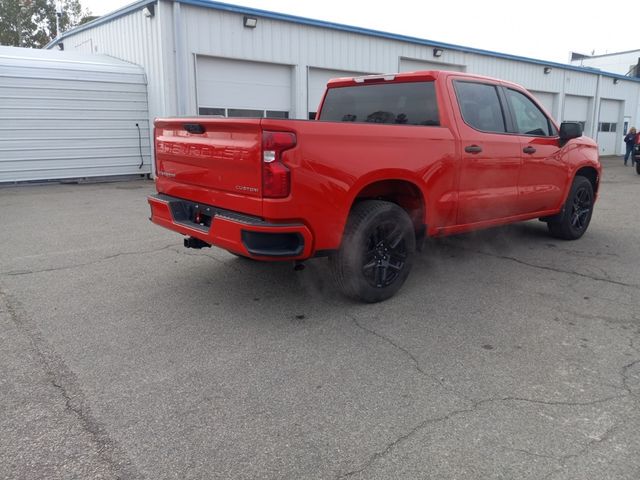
xmin=454 ymin=81 xmax=507 ymax=133
xmin=318 ymin=81 xmax=440 ymax=126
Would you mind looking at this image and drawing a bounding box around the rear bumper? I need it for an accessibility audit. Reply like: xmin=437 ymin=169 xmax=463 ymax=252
xmin=148 ymin=193 xmax=313 ymax=260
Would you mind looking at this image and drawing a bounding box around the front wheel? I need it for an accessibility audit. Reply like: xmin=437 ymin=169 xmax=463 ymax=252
xmin=547 ymin=175 xmax=594 ymax=240
xmin=329 ymin=200 xmax=416 ymax=302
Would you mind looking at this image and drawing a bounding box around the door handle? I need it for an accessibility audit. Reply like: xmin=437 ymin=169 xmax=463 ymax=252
xmin=523 ymin=146 xmax=536 ymax=154
xmin=464 ymin=145 xmax=482 ymax=154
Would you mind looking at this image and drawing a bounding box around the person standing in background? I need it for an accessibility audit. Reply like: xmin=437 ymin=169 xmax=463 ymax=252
xmin=623 ymin=127 xmax=636 ymax=166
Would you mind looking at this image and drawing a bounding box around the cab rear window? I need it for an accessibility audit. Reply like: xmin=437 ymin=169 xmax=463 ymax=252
xmin=318 ymin=81 xmax=440 ymax=126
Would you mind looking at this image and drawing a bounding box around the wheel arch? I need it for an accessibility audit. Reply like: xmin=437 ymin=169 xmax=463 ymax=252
xmin=350 ymin=178 xmax=427 ymax=237
xmin=575 ymin=166 xmax=599 ymax=196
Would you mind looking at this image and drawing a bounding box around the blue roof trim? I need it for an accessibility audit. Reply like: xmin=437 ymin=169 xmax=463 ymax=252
xmin=48 ymin=0 xmax=640 ymax=83
xmin=45 ymin=0 xmax=156 ymax=49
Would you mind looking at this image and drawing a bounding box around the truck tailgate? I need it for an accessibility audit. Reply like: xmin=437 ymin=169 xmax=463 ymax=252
xmin=155 ymin=118 xmax=263 ymax=215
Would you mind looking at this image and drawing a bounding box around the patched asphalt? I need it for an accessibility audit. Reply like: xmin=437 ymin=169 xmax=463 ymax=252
xmin=1 ymin=157 xmax=639 ymax=479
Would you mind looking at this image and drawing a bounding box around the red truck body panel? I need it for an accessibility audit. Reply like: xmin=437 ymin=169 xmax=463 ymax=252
xmin=148 ymin=70 xmax=601 ymax=261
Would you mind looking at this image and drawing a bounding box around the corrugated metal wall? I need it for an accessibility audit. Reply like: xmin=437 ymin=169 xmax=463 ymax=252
xmin=56 ymin=0 xmax=640 ymax=156
xmin=58 ymin=1 xmax=173 ymax=132
xmin=0 ymin=47 xmax=150 ymax=182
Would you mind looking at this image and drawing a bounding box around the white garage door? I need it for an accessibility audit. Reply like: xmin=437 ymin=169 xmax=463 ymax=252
xmin=0 ymin=47 xmax=150 ymax=183
xmin=598 ymin=99 xmax=623 ymax=155
xmin=399 ymin=58 xmax=465 ymax=73
xmin=528 ymin=90 xmax=556 ymax=119
xmin=308 ymin=68 xmax=372 ymax=119
xmin=563 ymin=95 xmax=590 ymax=127
xmin=196 ymin=56 xmax=292 ymax=118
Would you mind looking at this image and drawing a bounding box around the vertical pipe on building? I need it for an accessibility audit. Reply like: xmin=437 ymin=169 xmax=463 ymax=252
xmin=592 ymin=74 xmax=601 ymax=146
xmin=173 ymin=1 xmax=188 ymax=115
xmin=558 ymin=69 xmax=567 ymax=124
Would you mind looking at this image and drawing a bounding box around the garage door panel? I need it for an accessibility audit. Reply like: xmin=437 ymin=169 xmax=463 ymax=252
xmin=197 ymin=57 xmax=291 ymax=113
xmin=563 ymin=95 xmax=589 ymax=122
xmin=599 ymin=99 xmax=621 ymax=122
xmin=528 ymin=91 xmax=556 ymax=118
xmin=598 ymin=99 xmax=622 ymax=155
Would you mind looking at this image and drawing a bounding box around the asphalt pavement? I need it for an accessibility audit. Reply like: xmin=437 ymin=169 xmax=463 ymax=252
xmin=1 ymin=156 xmax=639 ymax=479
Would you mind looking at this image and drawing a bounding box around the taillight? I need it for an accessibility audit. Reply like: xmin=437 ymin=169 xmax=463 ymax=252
xmin=262 ymin=131 xmax=296 ymax=198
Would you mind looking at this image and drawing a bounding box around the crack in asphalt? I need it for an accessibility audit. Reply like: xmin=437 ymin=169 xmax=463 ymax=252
xmin=343 ymin=312 xmax=638 ymax=479
xmin=1 ymin=243 xmax=177 ymax=277
xmin=337 ymin=393 xmax=629 ymax=479
xmin=446 ymin=244 xmax=639 ymax=290
xmin=338 ymin=405 xmax=478 ymax=478
xmin=622 ymin=359 xmax=640 ymax=397
xmin=349 ymin=314 xmax=476 ymax=405
xmin=504 ymin=447 xmax=561 ymax=462
xmin=0 ymin=288 xmax=140 ymax=480
xmin=541 ymin=421 xmax=622 ymax=480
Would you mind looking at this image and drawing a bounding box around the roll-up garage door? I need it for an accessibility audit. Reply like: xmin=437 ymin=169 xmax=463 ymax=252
xmin=563 ymin=95 xmax=590 ymax=127
xmin=598 ymin=99 xmax=622 ymax=155
xmin=399 ymin=58 xmax=465 ymax=73
xmin=308 ymin=68 xmax=371 ymax=119
xmin=528 ymin=91 xmax=556 ymax=119
xmin=196 ymin=56 xmax=292 ymax=118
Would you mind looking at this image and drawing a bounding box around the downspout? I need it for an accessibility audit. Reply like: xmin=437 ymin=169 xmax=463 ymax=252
xmin=592 ymin=74 xmax=601 ymax=147
xmin=173 ymin=1 xmax=188 ymax=115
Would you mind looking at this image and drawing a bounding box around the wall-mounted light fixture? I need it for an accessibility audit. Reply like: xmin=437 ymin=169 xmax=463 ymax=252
xmin=543 ymin=67 xmax=552 ymax=74
xmin=57 ymin=42 xmax=64 ymax=51
xmin=433 ymin=48 xmax=443 ymax=57
xmin=613 ymin=78 xmax=619 ymax=84
xmin=142 ymin=5 xmax=154 ymax=18
xmin=243 ymin=16 xmax=258 ymax=28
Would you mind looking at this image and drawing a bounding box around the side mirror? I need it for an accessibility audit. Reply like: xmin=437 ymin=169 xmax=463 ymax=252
xmin=559 ymin=122 xmax=582 ymax=146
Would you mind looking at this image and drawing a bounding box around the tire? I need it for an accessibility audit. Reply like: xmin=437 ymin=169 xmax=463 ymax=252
xmin=636 ymin=162 xmax=640 ymax=175
xmin=547 ymin=175 xmax=594 ymax=240
xmin=329 ymin=200 xmax=416 ymax=302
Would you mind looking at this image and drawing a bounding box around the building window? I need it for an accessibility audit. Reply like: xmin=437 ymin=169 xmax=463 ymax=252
xmin=598 ymin=122 xmax=617 ymax=132
xmin=198 ymin=107 xmax=225 ymax=116
xmin=199 ymin=107 xmax=289 ymax=119
xmin=265 ymin=110 xmax=289 ymax=119
xmin=228 ymin=108 xmax=264 ymax=118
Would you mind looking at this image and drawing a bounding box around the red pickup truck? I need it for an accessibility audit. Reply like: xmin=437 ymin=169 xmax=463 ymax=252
xmin=148 ymin=71 xmax=601 ymax=302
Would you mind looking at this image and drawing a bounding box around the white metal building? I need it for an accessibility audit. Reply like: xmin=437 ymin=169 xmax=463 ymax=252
xmin=0 ymin=46 xmax=151 ymax=182
xmin=47 ymin=0 xmax=640 ymax=161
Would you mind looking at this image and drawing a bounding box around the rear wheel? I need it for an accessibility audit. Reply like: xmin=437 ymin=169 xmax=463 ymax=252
xmin=329 ymin=200 xmax=416 ymax=302
xmin=636 ymin=162 xmax=640 ymax=175
xmin=547 ymin=175 xmax=594 ymax=240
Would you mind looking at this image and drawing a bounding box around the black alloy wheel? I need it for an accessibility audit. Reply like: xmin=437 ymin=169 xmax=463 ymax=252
xmin=547 ymin=175 xmax=594 ymax=240
xmin=330 ymin=200 xmax=416 ymax=302
xmin=362 ymin=220 xmax=409 ymax=289
xmin=569 ymin=183 xmax=593 ymax=232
